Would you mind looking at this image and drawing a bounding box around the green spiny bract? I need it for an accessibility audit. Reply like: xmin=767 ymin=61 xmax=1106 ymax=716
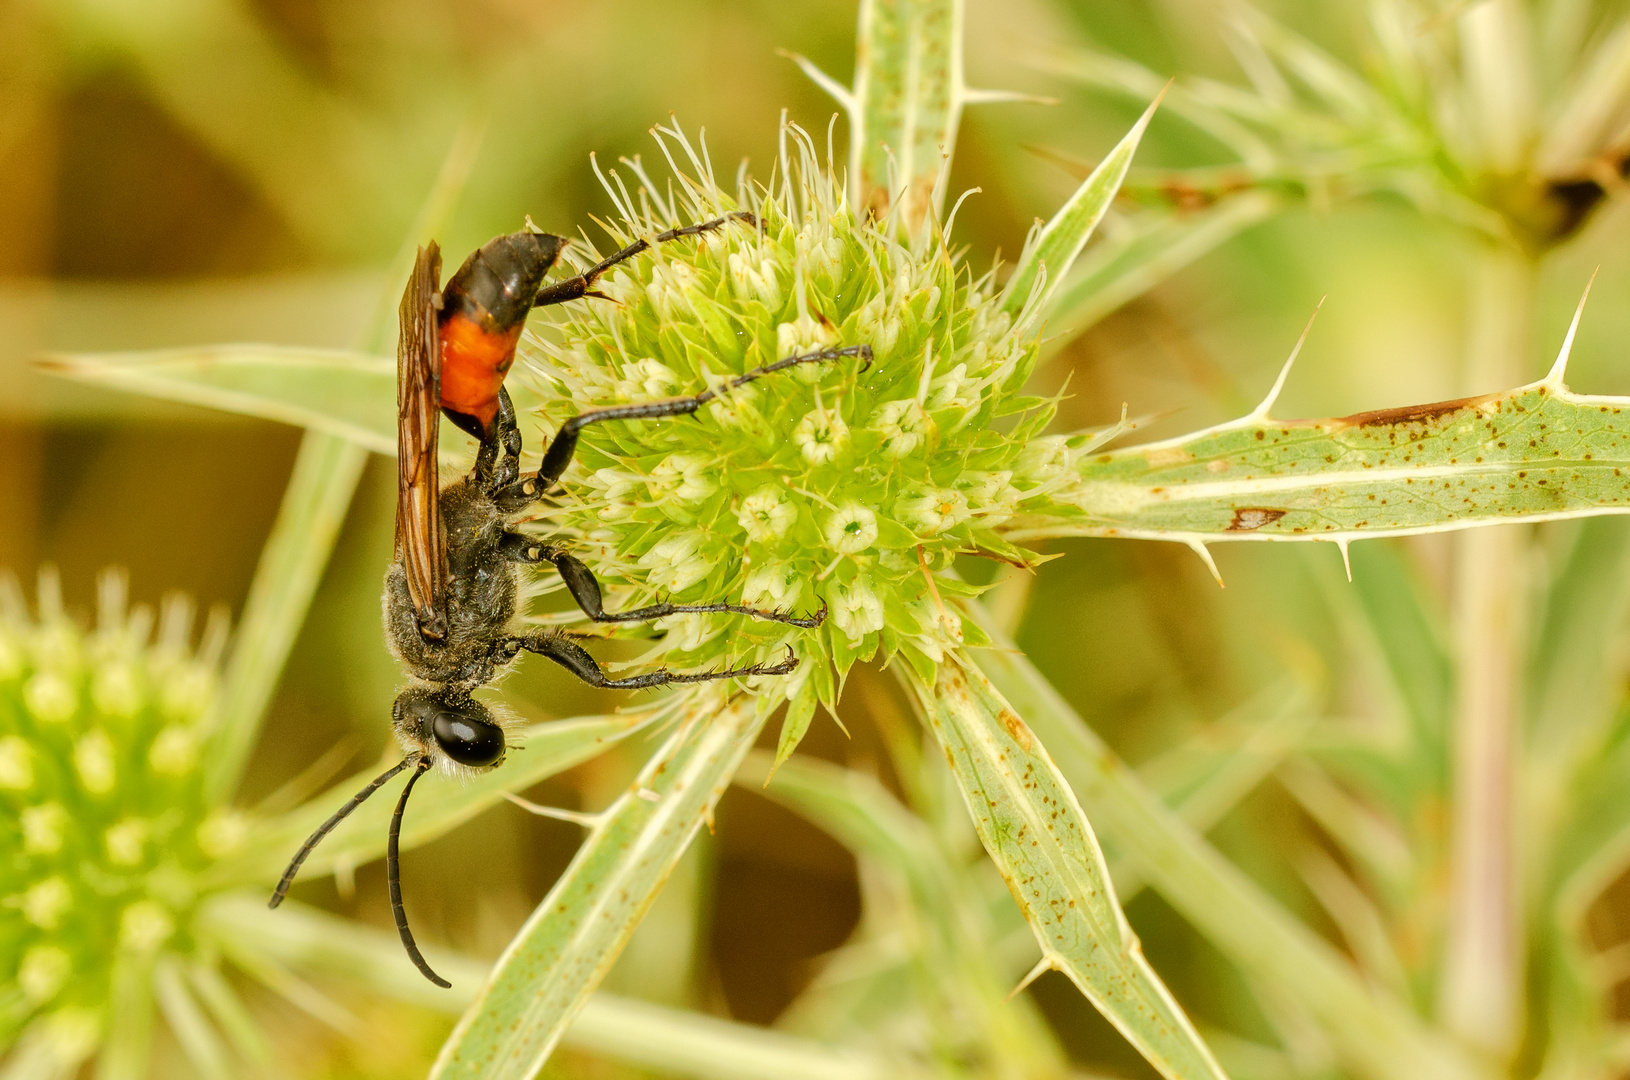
xmin=0 ymin=570 xmax=241 ymax=1056
xmin=515 ymin=124 xmax=1061 ymax=752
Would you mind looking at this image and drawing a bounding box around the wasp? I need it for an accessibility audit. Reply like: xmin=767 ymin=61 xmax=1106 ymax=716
xmin=267 ymin=213 xmax=871 ymax=986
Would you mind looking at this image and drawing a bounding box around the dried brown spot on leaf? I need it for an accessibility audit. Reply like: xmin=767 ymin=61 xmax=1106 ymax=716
xmin=1226 ymin=507 xmax=1288 ymax=531
xmin=1336 ymin=394 xmax=1491 ymax=428
xmin=999 ymin=709 xmax=1034 ymax=752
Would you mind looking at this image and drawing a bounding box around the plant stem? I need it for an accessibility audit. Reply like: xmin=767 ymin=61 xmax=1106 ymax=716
xmin=850 ymin=0 xmax=964 ymax=231
xmin=1438 ymin=245 xmax=1533 ymax=1056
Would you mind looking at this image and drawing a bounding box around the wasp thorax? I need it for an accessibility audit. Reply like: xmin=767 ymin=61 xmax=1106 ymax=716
xmin=393 ymin=688 xmax=505 ymax=768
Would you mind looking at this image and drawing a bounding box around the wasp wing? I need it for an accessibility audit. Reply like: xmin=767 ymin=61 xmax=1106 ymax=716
xmin=396 ymin=243 xmax=449 ymax=641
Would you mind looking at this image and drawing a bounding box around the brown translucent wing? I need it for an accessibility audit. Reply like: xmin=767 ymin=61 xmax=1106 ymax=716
xmin=396 ymin=243 xmax=449 ymax=641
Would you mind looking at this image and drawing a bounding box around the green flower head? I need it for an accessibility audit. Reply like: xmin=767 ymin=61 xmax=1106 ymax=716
xmin=517 ymin=123 xmax=1063 ymax=748
xmin=0 ymin=569 xmax=238 ymax=1069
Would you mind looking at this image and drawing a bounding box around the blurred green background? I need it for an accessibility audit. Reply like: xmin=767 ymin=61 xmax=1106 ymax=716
xmin=6 ymin=0 xmax=1630 ymax=1076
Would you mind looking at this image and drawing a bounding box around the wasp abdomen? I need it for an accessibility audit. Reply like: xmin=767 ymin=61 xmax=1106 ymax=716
xmin=438 ymin=230 xmax=567 ymax=435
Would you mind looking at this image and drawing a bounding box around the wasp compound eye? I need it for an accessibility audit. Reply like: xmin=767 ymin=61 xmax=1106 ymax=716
xmin=432 ymin=708 xmax=505 ymax=767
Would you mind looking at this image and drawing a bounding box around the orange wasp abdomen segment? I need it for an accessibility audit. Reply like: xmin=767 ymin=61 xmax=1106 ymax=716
xmin=438 ymin=313 xmax=523 ymax=431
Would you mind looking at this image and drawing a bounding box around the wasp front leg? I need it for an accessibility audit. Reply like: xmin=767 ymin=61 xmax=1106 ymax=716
xmin=492 ymin=344 xmax=872 ymax=511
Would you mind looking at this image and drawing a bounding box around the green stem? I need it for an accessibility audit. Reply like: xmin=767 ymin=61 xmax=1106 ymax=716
xmin=1438 ymin=245 xmax=1533 ymax=1055
xmin=851 ymin=0 xmax=963 ymax=233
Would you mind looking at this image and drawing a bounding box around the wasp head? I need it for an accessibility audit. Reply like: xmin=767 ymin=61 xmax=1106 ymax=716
xmin=393 ymin=687 xmax=506 ymax=769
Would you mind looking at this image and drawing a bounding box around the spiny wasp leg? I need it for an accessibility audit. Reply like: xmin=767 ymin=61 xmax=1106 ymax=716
xmin=542 ymin=549 xmax=826 ymax=628
xmin=531 ymin=211 xmax=756 ymax=309
xmin=508 ymin=631 xmax=799 ymax=690
xmin=492 ymin=343 xmax=873 ymax=511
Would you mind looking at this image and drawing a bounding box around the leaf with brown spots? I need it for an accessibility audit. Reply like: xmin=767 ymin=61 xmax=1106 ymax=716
xmin=1006 ymin=374 xmax=1630 ymax=549
xmin=910 ymin=655 xmax=1230 ymax=1080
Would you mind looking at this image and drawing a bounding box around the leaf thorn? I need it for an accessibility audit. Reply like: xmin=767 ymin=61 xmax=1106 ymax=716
xmin=1335 ymin=537 xmax=1353 ymax=582
xmin=1246 ymin=296 xmax=1324 ymax=421
xmin=962 ymin=87 xmax=1059 ymax=107
xmin=1188 ymin=540 xmax=1224 ymax=587
xmin=778 ymin=49 xmax=856 ymax=112
xmin=501 ymin=791 xmax=602 ymax=828
xmin=1008 ymin=955 xmax=1057 ymax=1000
xmin=1545 ymin=268 xmax=1598 ymax=391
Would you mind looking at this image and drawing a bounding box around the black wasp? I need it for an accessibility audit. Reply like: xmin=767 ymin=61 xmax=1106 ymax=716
xmin=267 ymin=212 xmax=871 ymax=986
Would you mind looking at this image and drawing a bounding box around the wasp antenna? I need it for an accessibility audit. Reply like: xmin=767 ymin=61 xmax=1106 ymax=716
xmin=389 ymin=756 xmax=451 ymax=988
xmin=268 ymin=758 xmax=412 ymax=909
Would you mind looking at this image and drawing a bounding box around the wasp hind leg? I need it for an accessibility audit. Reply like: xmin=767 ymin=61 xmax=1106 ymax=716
xmin=505 ymin=630 xmax=798 ymax=690
xmin=492 ymin=344 xmax=872 ymax=511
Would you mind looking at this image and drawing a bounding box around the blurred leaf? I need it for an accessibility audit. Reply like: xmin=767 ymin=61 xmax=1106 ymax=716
xmin=1277 ymin=759 xmax=1413 ymax=904
xmin=740 ymin=750 xmax=1068 ymax=1076
xmin=1134 ymin=677 xmax=1314 ymax=826
xmin=1552 ymin=726 xmax=1630 ymax=922
xmin=1296 ymin=848 xmax=1411 ymax=999
xmin=1299 ymin=539 xmax=1451 ymax=853
xmin=1528 ymin=517 xmax=1630 ymax=783
xmin=55 ymin=0 xmax=423 ymax=256
xmin=1535 ymin=17 xmax=1630 ymax=174
xmin=204 ymin=895 xmax=897 ymax=1080
xmin=41 ymin=347 xmax=395 ymax=454
xmin=203 ymin=432 xmax=369 ymax=803
xmin=967 ymin=603 xmax=1485 ymax=1080
xmin=94 ymin=955 xmax=155 ymax=1080
xmin=207 ymin=711 xmax=649 ymax=889
xmin=1045 ymin=189 xmax=1281 ymax=337
xmin=185 ymin=962 xmax=269 ymax=1071
xmin=1336 ymin=540 xmax=1451 ymax=770
xmin=909 ymin=654 xmax=1230 ymax=1080
xmin=431 ymin=691 xmax=768 ymax=1079
xmin=1112 ymin=678 xmax=1316 ymax=901
xmin=1002 ymin=93 xmax=1163 ymax=319
xmin=152 ymin=957 xmax=229 ymax=1080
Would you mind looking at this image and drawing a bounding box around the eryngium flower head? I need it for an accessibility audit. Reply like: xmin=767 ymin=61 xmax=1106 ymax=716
xmin=515 ymin=123 xmax=1059 ymax=749
xmin=0 ymin=569 xmax=240 ymax=1067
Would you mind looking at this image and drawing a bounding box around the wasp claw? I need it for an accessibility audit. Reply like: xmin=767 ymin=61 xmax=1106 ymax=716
xmin=776 ymin=602 xmax=828 ymax=629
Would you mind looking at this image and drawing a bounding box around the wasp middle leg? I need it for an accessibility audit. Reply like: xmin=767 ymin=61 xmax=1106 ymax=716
xmin=499 ymin=537 xmax=824 ymax=628
xmin=503 ymin=630 xmax=798 ymax=690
